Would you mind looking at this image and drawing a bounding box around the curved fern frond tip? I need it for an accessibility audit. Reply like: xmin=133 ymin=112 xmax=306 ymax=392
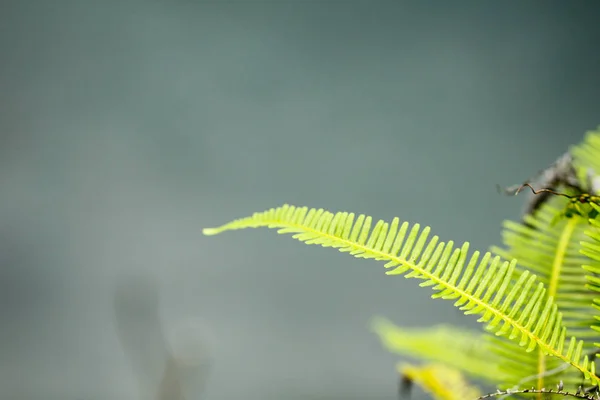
xmin=204 ymin=204 xmax=600 ymax=385
xmin=202 ymin=204 xmax=307 ymax=236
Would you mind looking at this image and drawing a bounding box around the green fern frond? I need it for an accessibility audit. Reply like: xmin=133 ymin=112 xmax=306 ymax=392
xmin=579 ymin=204 xmax=600 ymax=345
xmin=493 ymin=215 xmax=597 ymax=393
xmin=482 ymin=336 xmax=572 ymax=392
xmin=371 ymin=317 xmax=510 ymax=383
xmin=495 ymin=208 xmax=597 ymax=317
xmin=493 ymin=204 xmax=597 ymax=340
xmin=399 ymin=363 xmax=481 ymax=400
xmin=489 ymin=136 xmax=600 ymax=392
xmin=203 ymin=204 xmax=599 ymax=385
xmin=571 ymin=127 xmax=600 ymax=184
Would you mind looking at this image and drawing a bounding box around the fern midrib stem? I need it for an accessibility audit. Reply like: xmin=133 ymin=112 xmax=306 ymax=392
xmin=258 ymin=218 xmax=600 ymax=387
xmin=536 ymin=218 xmax=577 ymax=397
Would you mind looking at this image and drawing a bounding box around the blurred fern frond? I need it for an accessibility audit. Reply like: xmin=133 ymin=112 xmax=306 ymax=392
xmin=399 ymin=363 xmax=481 ymax=400
xmin=371 ymin=317 xmax=510 ymax=383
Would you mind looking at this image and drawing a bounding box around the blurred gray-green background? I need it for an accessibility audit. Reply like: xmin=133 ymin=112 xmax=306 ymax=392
xmin=1 ymin=1 xmax=599 ymax=399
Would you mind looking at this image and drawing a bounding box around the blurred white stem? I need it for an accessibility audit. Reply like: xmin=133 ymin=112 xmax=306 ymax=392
xmin=114 ymin=273 xmax=212 ymax=400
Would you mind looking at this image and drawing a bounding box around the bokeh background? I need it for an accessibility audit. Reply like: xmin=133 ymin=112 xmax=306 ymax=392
xmin=1 ymin=1 xmax=600 ymax=399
